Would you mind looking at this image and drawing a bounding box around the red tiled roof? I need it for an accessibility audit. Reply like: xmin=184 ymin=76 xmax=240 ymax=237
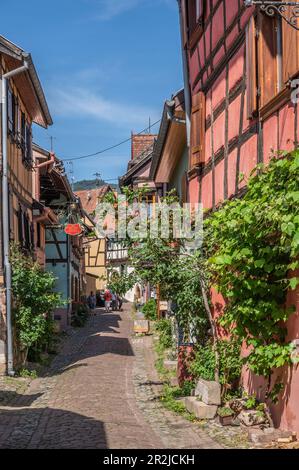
xmin=75 ymin=186 xmax=110 ymax=214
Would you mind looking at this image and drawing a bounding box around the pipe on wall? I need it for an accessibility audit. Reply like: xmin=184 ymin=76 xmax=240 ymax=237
xmin=177 ymin=0 xmax=191 ymax=146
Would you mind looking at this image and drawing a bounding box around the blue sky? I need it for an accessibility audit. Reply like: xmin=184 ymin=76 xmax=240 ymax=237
xmin=1 ymin=0 xmax=183 ymax=183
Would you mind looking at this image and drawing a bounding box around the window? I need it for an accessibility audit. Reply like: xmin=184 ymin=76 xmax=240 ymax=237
xmin=20 ymin=112 xmax=26 ymax=160
xmin=248 ymin=9 xmax=299 ymax=113
xmin=181 ymin=0 xmax=204 ymax=48
xmin=25 ymin=123 xmax=32 ymax=165
xmin=20 ymin=113 xmax=32 ymax=166
xmin=7 ymin=87 xmax=16 ymax=138
xmin=37 ymin=223 xmax=41 ymax=248
xmin=18 ymin=207 xmax=23 ymax=245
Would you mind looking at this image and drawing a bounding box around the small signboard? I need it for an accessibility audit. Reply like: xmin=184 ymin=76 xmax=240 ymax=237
xmin=134 ymin=320 xmax=150 ymax=334
xmin=159 ymin=301 xmax=168 ymax=311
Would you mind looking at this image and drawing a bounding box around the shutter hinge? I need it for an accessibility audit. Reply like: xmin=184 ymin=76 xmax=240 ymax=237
xmin=255 ymin=28 xmax=260 ymax=39
xmin=256 ymin=87 xmax=261 ymax=97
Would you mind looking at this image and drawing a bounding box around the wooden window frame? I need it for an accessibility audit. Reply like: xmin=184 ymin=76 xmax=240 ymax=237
xmin=257 ymin=9 xmax=299 ymax=119
xmin=182 ymin=0 xmax=204 ymax=50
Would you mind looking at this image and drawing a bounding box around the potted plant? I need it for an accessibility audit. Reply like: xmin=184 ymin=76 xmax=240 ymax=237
xmin=218 ymin=407 xmax=234 ymax=426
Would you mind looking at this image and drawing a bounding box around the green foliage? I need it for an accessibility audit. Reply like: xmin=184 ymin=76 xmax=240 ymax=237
xmin=155 ymin=319 xmax=173 ymax=349
xmin=11 ymin=245 xmax=62 ymax=362
xmin=18 ymin=368 xmax=38 ymax=379
xmin=189 ymin=342 xmax=216 ymax=381
xmin=190 ymin=338 xmax=242 ymax=386
xmin=141 ymin=299 xmax=157 ymax=320
xmin=160 ymin=385 xmax=188 ymax=415
xmin=71 ymin=302 xmax=89 ymax=327
xmin=205 ymin=151 xmax=299 ymax=379
xmin=218 ymin=407 xmax=234 ymax=417
xmin=244 ymin=396 xmax=257 ymax=410
xmin=107 ymin=271 xmax=135 ymax=296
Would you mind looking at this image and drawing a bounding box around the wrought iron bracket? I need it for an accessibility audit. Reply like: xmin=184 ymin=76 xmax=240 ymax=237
xmin=245 ymin=1 xmax=299 ymax=30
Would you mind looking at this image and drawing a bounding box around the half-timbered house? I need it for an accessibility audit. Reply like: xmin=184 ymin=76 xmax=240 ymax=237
xmin=0 ymin=35 xmax=52 ymax=373
xmin=76 ymin=186 xmax=113 ymax=292
xmin=34 ymin=145 xmax=89 ymax=330
xmin=178 ymin=0 xmax=299 ymax=433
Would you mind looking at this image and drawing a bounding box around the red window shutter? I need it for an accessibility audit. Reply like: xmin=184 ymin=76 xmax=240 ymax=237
xmin=258 ymin=12 xmax=278 ymax=107
xmin=190 ymin=91 xmax=205 ymax=168
xmin=282 ymin=7 xmax=299 ymax=82
xmin=246 ymin=16 xmax=257 ymax=119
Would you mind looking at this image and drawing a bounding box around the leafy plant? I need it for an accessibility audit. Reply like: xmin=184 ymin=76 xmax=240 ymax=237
xmin=11 ymin=244 xmax=62 ymax=364
xmin=141 ymin=299 xmax=157 ymax=320
xmin=107 ymin=271 xmax=135 ymax=297
xmin=189 ymin=341 xmax=216 ymax=382
xmin=71 ymin=302 xmax=89 ymax=327
xmin=155 ymin=319 xmax=173 ymax=350
xmin=244 ymin=396 xmax=257 ymax=410
xmin=190 ymin=337 xmax=242 ymax=389
xmin=18 ymin=368 xmax=38 ymax=379
xmin=205 ymin=151 xmax=299 ymax=391
xmin=218 ymin=407 xmax=234 ymax=417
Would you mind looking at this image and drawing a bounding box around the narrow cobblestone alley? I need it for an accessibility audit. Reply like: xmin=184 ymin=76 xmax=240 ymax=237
xmin=0 ymin=304 xmax=223 ymax=449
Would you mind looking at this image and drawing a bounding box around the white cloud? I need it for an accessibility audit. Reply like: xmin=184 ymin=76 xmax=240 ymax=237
xmin=96 ymin=0 xmax=141 ymax=20
xmin=50 ymin=86 xmax=158 ymax=128
xmin=86 ymin=0 xmax=174 ymax=21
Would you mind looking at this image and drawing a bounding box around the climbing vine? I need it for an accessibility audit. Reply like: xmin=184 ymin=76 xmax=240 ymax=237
xmin=204 ymin=151 xmax=299 ymax=384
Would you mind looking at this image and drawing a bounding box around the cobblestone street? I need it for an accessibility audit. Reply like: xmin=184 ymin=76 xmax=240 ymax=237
xmin=0 ymin=304 xmax=224 ymax=449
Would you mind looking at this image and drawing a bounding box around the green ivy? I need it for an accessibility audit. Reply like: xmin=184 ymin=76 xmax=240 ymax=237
xmin=205 ymin=151 xmax=299 ymax=380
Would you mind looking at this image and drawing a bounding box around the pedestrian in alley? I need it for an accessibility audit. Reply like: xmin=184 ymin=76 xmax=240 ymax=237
xmin=111 ymin=291 xmax=117 ymax=311
xmin=104 ymin=289 xmax=112 ymax=313
xmin=117 ymin=294 xmax=123 ymax=311
xmin=87 ymin=291 xmax=97 ymax=315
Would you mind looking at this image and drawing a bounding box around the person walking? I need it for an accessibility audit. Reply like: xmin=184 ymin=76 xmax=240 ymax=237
xmin=104 ymin=289 xmax=112 ymax=313
xmin=111 ymin=292 xmax=117 ymax=311
xmin=87 ymin=291 xmax=97 ymax=315
xmin=117 ymin=294 xmax=123 ymax=311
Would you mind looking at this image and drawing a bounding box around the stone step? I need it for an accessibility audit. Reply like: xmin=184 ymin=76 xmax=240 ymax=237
xmin=184 ymin=397 xmax=218 ymax=420
xmin=163 ymin=360 xmax=177 ymax=371
xmin=194 ymin=378 xmax=221 ymax=405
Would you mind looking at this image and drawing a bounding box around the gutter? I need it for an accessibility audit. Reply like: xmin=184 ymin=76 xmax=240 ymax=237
xmin=177 ymin=0 xmax=191 ymax=146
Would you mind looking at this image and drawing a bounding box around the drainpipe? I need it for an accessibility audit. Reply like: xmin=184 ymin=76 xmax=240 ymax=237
xmin=177 ymin=0 xmax=191 ymax=146
xmin=1 ymin=62 xmax=28 ymax=376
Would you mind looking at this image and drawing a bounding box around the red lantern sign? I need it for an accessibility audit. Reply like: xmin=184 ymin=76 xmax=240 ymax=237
xmin=64 ymin=223 xmax=82 ymax=236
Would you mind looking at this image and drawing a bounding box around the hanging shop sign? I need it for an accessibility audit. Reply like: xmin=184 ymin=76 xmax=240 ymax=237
xmin=64 ymin=223 xmax=82 ymax=236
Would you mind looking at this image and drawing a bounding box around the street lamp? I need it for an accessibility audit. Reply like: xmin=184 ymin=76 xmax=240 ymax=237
xmin=245 ymin=1 xmax=299 ymax=30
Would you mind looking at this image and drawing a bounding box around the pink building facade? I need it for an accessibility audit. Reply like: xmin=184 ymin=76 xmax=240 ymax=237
xmin=178 ymin=0 xmax=299 ymax=432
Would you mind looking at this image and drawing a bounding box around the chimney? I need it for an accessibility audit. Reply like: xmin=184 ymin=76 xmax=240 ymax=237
xmin=131 ymin=133 xmax=157 ymax=160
